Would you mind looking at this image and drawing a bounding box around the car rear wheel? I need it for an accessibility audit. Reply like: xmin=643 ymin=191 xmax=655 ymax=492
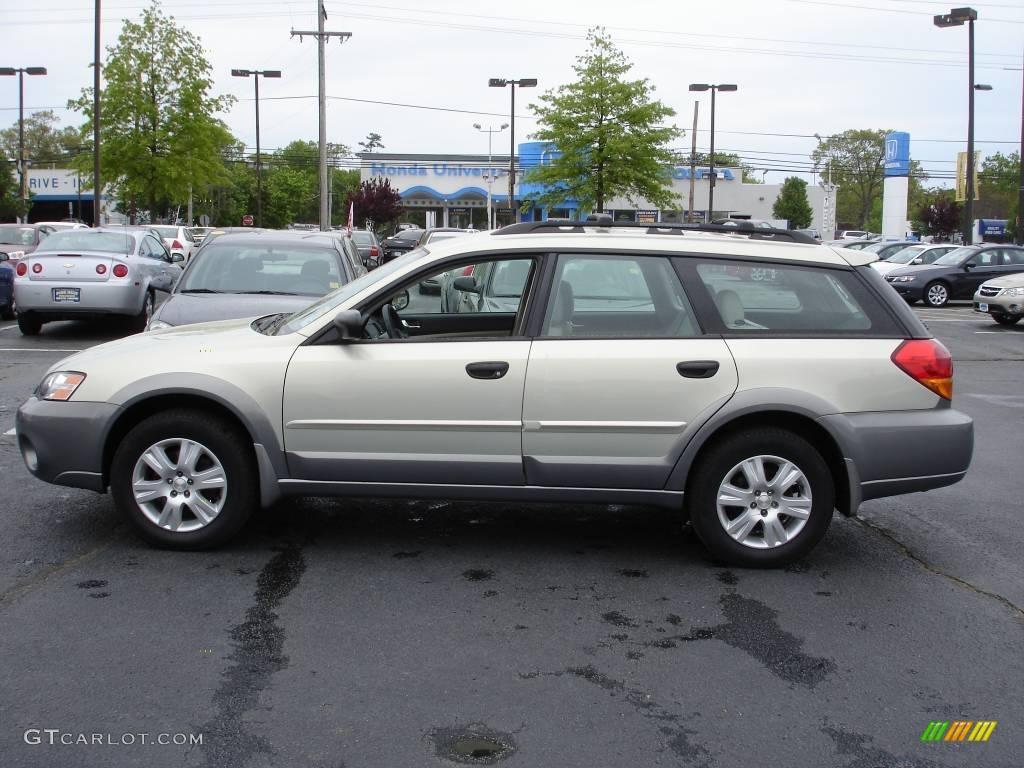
xmin=687 ymin=428 xmax=834 ymax=568
xmin=130 ymin=290 xmax=154 ymax=333
xmin=17 ymin=312 xmax=41 ymax=335
xmin=924 ymin=281 xmax=949 ymax=308
xmin=110 ymin=409 xmax=257 ymax=549
xmin=993 ymin=314 xmax=1021 ymax=326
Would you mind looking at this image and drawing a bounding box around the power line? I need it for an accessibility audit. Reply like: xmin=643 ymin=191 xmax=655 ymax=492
xmin=785 ymin=0 xmax=1024 ymax=24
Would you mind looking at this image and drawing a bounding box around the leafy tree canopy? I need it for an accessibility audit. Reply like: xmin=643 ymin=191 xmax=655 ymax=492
xmin=358 ymin=133 xmax=385 ymax=153
xmin=345 ymin=178 xmax=402 ymax=232
xmin=526 ymin=27 xmax=681 ymax=213
xmin=0 ymin=111 xmax=84 ymax=167
xmin=68 ymin=0 xmax=236 ymax=221
xmin=772 ymin=177 xmax=813 ymax=229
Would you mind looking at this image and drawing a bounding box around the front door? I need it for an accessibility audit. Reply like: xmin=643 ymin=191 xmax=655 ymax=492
xmin=522 ymin=253 xmax=738 ymax=489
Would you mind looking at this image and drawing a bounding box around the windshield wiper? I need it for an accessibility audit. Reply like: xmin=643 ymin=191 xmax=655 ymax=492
xmin=179 ymin=288 xmax=225 ymax=294
xmin=235 ymin=290 xmax=298 ymax=295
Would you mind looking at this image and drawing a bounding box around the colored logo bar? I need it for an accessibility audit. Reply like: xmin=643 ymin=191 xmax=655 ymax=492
xmin=920 ymin=721 xmax=997 ymax=742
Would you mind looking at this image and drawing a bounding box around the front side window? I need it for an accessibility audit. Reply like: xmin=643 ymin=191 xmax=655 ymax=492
xmin=397 ymin=257 xmax=534 ymax=316
xmin=694 ymin=260 xmax=888 ymax=333
xmin=542 ymin=254 xmax=698 ymax=338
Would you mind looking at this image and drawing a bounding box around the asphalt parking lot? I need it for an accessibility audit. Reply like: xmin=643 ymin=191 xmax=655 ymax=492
xmin=0 ymin=304 xmax=1021 ymax=768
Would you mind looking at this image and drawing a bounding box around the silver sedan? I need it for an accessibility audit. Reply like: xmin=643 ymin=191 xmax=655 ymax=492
xmin=13 ymin=227 xmax=183 ymax=335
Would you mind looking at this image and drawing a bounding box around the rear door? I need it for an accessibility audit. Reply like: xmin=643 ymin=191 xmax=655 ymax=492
xmin=953 ymin=248 xmax=1003 ymax=298
xmin=521 ymin=253 xmax=738 ymax=490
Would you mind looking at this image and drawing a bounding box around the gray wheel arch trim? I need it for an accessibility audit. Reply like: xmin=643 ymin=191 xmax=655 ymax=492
xmin=665 ymin=387 xmax=849 ymax=494
xmin=107 ymin=373 xmax=289 ymax=482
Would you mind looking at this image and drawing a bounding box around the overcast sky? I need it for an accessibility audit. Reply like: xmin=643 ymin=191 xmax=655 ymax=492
xmin=2 ymin=0 xmax=1022 ymax=187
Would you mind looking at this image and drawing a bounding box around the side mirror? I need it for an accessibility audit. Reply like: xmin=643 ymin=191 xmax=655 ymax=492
xmin=963 ymin=262 xmax=975 ymax=271
xmin=911 ymin=258 xmax=922 ymax=265
xmin=171 ymin=253 xmax=184 ymax=263
xmin=453 ymin=276 xmax=480 ymax=294
xmin=365 ymin=257 xmax=379 ymax=270
xmin=0 ymin=252 xmax=8 ymax=262
xmin=392 ymin=289 xmax=410 ymax=311
xmin=331 ymin=309 xmax=364 ymax=342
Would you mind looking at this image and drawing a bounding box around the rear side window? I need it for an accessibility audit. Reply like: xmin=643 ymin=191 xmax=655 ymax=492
xmin=692 ymin=259 xmax=898 ymax=335
xmin=542 ymin=254 xmax=699 ymax=338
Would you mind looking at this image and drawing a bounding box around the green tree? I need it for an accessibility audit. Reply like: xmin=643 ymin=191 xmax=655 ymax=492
xmin=772 ymin=177 xmax=813 ymax=228
xmin=811 ymin=130 xmax=891 ymax=229
xmin=0 ymin=110 xmax=84 ymax=168
xmin=525 ymin=27 xmax=680 ymax=214
xmin=0 ymin=160 xmax=20 ymax=221
xmin=978 ymin=151 xmax=1019 ymax=238
xmin=358 ymin=133 xmax=385 ymax=153
xmin=68 ymin=0 xmax=236 ymax=222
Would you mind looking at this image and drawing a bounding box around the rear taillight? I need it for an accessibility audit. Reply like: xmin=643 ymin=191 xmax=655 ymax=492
xmin=96 ymin=264 xmax=107 ymax=275
xmin=370 ymin=245 xmax=378 ymax=257
xmin=112 ymin=264 xmax=129 ymax=278
xmin=16 ymin=262 xmax=27 ymax=276
xmin=32 ymin=263 xmax=43 ymax=274
xmin=891 ymin=339 xmax=953 ymax=400
xmin=460 ymin=265 xmax=475 ymax=276
xmin=172 ymin=239 xmax=183 ymax=250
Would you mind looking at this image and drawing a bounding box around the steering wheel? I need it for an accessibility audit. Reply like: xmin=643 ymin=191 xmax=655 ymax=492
xmin=380 ymin=303 xmax=408 ymax=339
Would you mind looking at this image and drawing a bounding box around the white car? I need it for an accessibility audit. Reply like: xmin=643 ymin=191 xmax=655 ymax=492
xmin=16 ymin=217 xmax=973 ymax=567
xmin=150 ymin=225 xmax=199 ymax=263
xmin=870 ymin=244 xmax=958 ymax=276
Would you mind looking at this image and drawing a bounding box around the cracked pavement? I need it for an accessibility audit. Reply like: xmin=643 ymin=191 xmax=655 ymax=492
xmin=0 ymin=306 xmax=1021 ymax=767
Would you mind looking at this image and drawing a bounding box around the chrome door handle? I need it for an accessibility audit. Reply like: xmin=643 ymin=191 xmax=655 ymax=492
xmin=401 ymin=320 xmax=421 ymax=329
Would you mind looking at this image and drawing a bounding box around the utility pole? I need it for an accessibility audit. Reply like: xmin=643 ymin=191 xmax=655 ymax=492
xmin=688 ymin=100 xmax=698 ymax=223
xmin=94 ymin=0 xmax=101 ymax=225
xmin=1018 ymin=48 xmax=1024 ymax=245
xmin=292 ymin=2 xmax=351 ymax=231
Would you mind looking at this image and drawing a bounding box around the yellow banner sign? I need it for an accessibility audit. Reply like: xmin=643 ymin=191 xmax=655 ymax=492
xmin=955 ymin=151 xmax=981 ymax=202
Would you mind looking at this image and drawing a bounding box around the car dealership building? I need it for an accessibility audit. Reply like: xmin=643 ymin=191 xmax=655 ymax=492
xmin=360 ymin=142 xmax=830 ymax=232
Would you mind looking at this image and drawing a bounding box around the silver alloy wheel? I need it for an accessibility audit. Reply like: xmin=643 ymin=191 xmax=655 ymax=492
xmin=715 ymin=454 xmax=812 ymax=549
xmin=131 ymin=437 xmax=228 ymax=532
xmin=926 ymin=283 xmax=948 ymax=306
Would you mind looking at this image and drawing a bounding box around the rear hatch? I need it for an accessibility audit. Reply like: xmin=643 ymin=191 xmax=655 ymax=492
xmin=27 ymin=252 xmax=116 ymax=282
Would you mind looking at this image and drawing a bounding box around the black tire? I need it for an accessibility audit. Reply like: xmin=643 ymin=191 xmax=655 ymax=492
xmin=686 ymin=427 xmax=835 ymax=568
xmin=17 ymin=312 xmax=41 ymax=335
xmin=129 ymin=290 xmax=155 ymax=333
xmin=993 ymin=314 xmax=1021 ymax=326
xmin=0 ymin=298 xmax=14 ymax=320
xmin=110 ymin=409 xmax=257 ymax=550
xmin=924 ymin=281 xmax=950 ymax=308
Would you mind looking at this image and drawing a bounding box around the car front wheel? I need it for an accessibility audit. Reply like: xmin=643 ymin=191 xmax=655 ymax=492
xmin=687 ymin=428 xmax=834 ymax=568
xmin=993 ymin=314 xmax=1021 ymax=326
xmin=110 ymin=409 xmax=257 ymax=549
xmin=924 ymin=281 xmax=950 ymax=308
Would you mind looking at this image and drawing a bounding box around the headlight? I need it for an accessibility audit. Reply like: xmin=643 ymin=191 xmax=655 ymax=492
xmin=146 ymin=319 xmax=172 ymax=331
xmin=37 ymin=371 xmax=86 ymax=401
xmin=889 ymin=275 xmax=916 ymax=283
xmin=1000 ymin=287 xmax=1024 ymax=297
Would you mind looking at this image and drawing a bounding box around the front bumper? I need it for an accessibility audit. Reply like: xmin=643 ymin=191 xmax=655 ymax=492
xmin=973 ymin=297 xmax=1023 ymax=317
xmin=885 ymin=281 xmax=924 ymax=301
xmin=820 ymin=407 xmax=973 ymax=504
xmin=16 ymin=397 xmax=121 ymax=492
xmin=14 ymin=280 xmax=143 ymax=318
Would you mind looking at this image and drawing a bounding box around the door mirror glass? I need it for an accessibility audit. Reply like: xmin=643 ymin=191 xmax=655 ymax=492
xmin=171 ymin=253 xmax=184 ymax=263
xmin=391 ymin=289 xmax=410 ymax=311
xmin=453 ymin=276 xmax=479 ymax=294
xmin=0 ymin=252 xmax=8 ymax=262
xmin=331 ymin=309 xmax=364 ymax=341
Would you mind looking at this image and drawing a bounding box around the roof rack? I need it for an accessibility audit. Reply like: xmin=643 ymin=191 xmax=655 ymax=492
xmin=492 ymin=213 xmax=818 ymax=244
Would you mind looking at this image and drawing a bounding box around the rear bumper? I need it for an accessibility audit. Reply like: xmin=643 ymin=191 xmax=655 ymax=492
xmin=820 ymin=407 xmax=973 ymax=505
xmin=14 ymin=280 xmax=143 ymax=317
xmin=15 ymin=396 xmax=121 ymax=492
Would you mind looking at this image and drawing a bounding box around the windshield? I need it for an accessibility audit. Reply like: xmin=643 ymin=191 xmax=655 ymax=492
xmin=933 ymin=247 xmax=976 ymax=266
xmin=152 ymin=226 xmax=178 ymax=238
xmin=0 ymin=226 xmax=37 ymax=245
xmin=351 ymin=232 xmax=373 ymax=245
xmin=396 ymin=230 xmax=423 ymax=241
xmin=178 ymin=243 xmax=345 ymax=296
xmin=886 ymin=246 xmax=925 ymax=264
xmin=276 ymin=247 xmax=428 ymax=334
xmin=37 ymin=230 xmax=135 ymax=254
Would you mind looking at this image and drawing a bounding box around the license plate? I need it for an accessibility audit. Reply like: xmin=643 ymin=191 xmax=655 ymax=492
xmin=978 ymin=302 xmax=988 ymax=312
xmin=52 ymin=287 xmax=81 ymax=303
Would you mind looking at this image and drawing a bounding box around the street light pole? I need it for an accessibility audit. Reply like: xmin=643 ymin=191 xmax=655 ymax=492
xmin=232 ymin=68 xmax=281 ymax=228
xmin=688 ymin=83 xmax=737 ymax=223
xmin=473 ymin=122 xmax=508 ymax=229
xmin=934 ymin=7 xmax=979 ymax=244
xmin=0 ymin=66 xmax=47 ymax=223
xmin=489 ymin=78 xmax=537 ymax=223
